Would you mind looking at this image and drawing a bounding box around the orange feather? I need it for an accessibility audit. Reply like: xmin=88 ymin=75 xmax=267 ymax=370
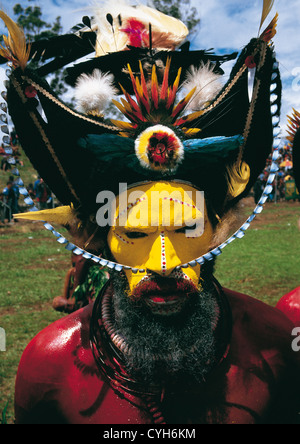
xmin=0 ymin=11 xmax=31 ymax=70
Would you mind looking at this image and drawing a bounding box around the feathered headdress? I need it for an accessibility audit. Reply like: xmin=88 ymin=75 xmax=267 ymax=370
xmin=0 ymin=1 xmax=281 ymax=232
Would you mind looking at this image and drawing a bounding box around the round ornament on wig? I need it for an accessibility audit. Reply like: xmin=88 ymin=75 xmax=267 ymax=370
xmin=135 ymin=125 xmax=184 ymax=172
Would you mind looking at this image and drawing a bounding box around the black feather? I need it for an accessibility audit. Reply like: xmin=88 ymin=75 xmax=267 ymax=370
xmin=0 ymin=32 xmax=97 ymax=77
xmin=82 ymin=16 xmax=92 ymax=29
xmin=106 ymin=14 xmax=114 ymax=27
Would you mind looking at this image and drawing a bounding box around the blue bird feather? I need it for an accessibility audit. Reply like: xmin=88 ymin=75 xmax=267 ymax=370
xmin=184 ymin=135 xmax=244 ymax=156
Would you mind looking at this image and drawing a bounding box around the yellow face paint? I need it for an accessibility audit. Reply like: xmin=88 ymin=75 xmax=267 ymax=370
xmin=107 ymin=181 xmax=215 ymax=295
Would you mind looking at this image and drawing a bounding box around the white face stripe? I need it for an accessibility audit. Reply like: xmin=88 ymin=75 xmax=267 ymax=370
xmin=163 ymin=196 xmax=199 ymax=211
xmin=114 ymin=197 xmax=147 ymax=224
xmin=114 ymin=232 xmax=134 ymax=245
xmin=160 ymin=231 xmax=167 ymax=275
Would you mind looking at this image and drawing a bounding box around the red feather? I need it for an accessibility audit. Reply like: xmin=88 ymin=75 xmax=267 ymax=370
xmin=120 ymin=18 xmax=148 ymax=48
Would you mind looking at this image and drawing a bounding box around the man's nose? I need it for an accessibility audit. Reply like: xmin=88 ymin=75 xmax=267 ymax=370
xmin=145 ymin=231 xmax=181 ymax=277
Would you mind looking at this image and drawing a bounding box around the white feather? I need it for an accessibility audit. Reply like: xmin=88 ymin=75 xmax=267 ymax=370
xmin=75 ymin=69 xmax=117 ymax=115
xmin=92 ymin=0 xmax=189 ymax=55
xmin=183 ymin=63 xmax=224 ymax=111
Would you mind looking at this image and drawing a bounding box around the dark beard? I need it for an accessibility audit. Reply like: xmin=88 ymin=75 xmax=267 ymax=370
xmin=110 ymin=272 xmax=222 ymax=387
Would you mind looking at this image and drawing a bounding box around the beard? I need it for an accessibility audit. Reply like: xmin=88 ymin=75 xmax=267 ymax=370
xmin=109 ymin=271 xmax=222 ymax=387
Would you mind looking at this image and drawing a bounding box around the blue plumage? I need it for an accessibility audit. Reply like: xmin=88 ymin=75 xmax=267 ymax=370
xmin=183 ymin=135 xmax=244 ymax=155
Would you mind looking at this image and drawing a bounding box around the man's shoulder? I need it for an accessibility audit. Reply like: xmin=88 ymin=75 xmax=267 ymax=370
xmin=15 ymin=304 xmax=98 ymax=422
xmin=18 ymin=304 xmax=94 ymax=382
xmin=223 ymin=288 xmax=296 ymax=353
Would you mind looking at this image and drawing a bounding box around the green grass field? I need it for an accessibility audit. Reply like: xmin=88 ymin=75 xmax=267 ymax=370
xmin=0 ymin=222 xmax=69 ymax=424
xmin=215 ymin=201 xmax=300 ymax=306
xmin=0 ymin=173 xmax=300 ymax=423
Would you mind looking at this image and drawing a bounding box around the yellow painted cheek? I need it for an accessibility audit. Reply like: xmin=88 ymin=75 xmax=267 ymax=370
xmin=107 ymin=229 xmax=149 ymax=270
xmin=125 ymin=270 xmax=149 ymax=295
xmin=181 ymin=265 xmax=202 ymax=288
xmin=107 ymin=231 xmax=148 ymax=295
xmin=167 ymin=231 xmax=214 ymax=265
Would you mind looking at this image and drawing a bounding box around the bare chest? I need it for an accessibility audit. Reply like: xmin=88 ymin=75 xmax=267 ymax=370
xmin=56 ymin=359 xmax=275 ymax=424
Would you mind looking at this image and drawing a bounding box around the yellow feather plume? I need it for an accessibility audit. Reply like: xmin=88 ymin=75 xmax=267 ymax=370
xmin=260 ymin=13 xmax=278 ymax=42
xmin=286 ymin=109 xmax=300 ymax=143
xmin=227 ymin=162 xmax=251 ymax=199
xmin=0 ymin=11 xmax=31 ymax=70
xmin=259 ymin=0 xmax=275 ymax=31
xmin=14 ymin=206 xmax=75 ymax=226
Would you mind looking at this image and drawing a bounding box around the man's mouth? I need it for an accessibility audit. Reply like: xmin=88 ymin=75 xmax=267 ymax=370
xmin=144 ymin=293 xmax=189 ymax=315
xmin=132 ymin=277 xmax=199 ymax=316
xmin=149 ymin=294 xmax=183 ymax=304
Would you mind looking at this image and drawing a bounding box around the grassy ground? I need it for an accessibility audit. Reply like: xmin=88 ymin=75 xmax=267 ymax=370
xmin=0 ymin=199 xmax=299 ymax=423
xmin=0 ymin=148 xmax=39 ymax=194
xmin=0 ymin=221 xmax=69 ymax=424
xmin=215 ymin=199 xmax=300 ymax=306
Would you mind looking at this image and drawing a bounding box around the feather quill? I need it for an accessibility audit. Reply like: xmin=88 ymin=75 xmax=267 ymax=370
xmin=0 ymin=11 xmax=31 ymax=70
xmin=259 ymin=0 xmax=275 ymax=31
xmin=260 ymin=13 xmax=278 ymax=42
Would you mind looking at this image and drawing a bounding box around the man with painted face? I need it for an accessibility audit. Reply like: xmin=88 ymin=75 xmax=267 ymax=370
xmin=1 ymin=3 xmax=299 ymax=425
xmin=14 ymin=180 xmax=300 ymax=425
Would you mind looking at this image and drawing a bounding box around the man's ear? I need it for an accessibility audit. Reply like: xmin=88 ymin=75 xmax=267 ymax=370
xmin=69 ymin=219 xmax=106 ymax=254
xmin=226 ymin=161 xmax=251 ymax=200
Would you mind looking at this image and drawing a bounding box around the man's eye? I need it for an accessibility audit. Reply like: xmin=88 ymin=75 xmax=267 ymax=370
xmin=175 ymin=224 xmax=197 ymax=234
xmin=125 ymin=232 xmax=149 ymax=239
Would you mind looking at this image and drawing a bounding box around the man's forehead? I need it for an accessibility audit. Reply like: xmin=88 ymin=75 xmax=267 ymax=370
xmin=113 ymin=181 xmax=205 ymax=229
xmin=116 ymin=181 xmax=201 ymax=201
